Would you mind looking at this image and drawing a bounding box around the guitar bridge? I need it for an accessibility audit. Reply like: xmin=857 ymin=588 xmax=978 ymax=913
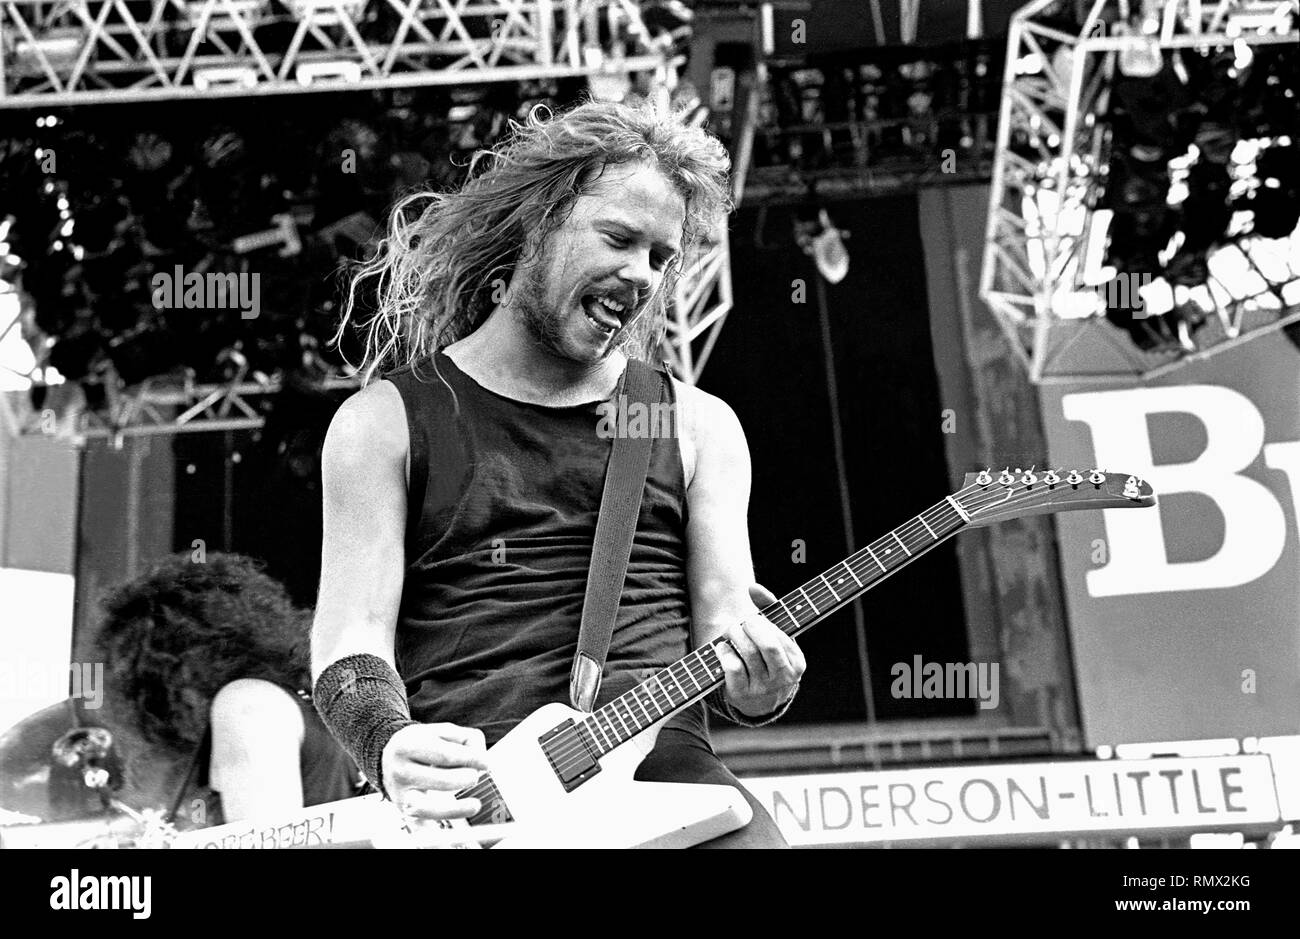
xmin=539 ymin=720 xmax=601 ymax=793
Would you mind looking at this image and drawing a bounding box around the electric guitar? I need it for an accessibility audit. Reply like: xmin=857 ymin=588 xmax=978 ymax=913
xmin=176 ymin=468 xmax=1156 ymax=849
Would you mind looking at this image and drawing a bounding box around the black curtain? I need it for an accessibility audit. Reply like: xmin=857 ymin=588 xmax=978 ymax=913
xmin=702 ymin=195 xmax=973 ymax=722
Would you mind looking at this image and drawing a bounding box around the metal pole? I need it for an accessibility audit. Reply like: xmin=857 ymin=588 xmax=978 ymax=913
xmin=812 ymin=264 xmax=878 ymax=740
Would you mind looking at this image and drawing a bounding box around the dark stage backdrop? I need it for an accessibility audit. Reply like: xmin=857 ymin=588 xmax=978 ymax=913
xmin=702 ymin=196 xmax=973 ymax=724
xmin=169 ymin=385 xmax=350 ymax=608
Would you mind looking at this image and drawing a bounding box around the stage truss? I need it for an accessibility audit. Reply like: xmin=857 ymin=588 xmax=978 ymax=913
xmin=980 ymin=0 xmax=1300 ymax=385
xmin=0 ymin=0 xmax=675 ymax=105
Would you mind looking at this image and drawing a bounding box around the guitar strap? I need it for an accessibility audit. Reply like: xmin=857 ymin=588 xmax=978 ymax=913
xmin=569 ymin=358 xmax=663 ymax=713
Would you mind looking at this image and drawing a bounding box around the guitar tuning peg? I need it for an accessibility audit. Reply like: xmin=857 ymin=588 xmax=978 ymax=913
xmin=1021 ymin=469 xmax=1038 ymax=485
xmin=998 ymin=469 xmax=1015 ymax=485
xmin=1043 ymin=470 xmax=1061 ymax=486
xmin=1066 ymin=470 xmax=1083 ymax=485
xmin=1088 ymin=469 xmax=1106 ymax=485
xmin=975 ymin=469 xmax=993 ymax=486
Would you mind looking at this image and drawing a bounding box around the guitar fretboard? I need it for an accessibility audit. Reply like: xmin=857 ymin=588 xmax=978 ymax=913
xmin=572 ymin=496 xmax=968 ymax=758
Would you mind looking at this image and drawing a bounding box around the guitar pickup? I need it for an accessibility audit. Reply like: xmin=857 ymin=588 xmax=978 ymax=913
xmin=539 ymin=720 xmax=601 ymax=793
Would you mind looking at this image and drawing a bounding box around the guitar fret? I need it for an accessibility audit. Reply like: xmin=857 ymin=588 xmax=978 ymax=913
xmin=845 ymin=563 xmax=864 ymax=588
xmin=633 ymin=690 xmax=653 ymax=724
xmin=589 ymin=716 xmax=610 ymax=751
xmin=577 ymin=722 xmax=599 ymax=757
xmin=767 ymin=604 xmax=797 ymax=633
xmin=820 ymin=573 xmax=841 ymax=602
xmin=611 ymin=701 xmax=631 ymax=738
xmin=920 ymin=515 xmax=937 ymax=538
xmin=704 ymin=647 xmax=724 ymax=682
xmin=682 ymin=657 xmax=704 ymax=693
xmin=776 ymin=597 xmax=797 ymax=624
xmin=647 ymin=675 xmax=666 ymax=712
xmin=866 ymin=545 xmax=887 ymax=572
xmin=892 ymin=531 xmax=912 ymax=556
xmin=659 ymin=674 xmax=678 ymax=709
xmin=796 ymin=586 xmax=820 ymax=615
xmin=665 ymin=668 xmax=688 ymax=703
xmin=622 ymin=697 xmax=643 ymax=732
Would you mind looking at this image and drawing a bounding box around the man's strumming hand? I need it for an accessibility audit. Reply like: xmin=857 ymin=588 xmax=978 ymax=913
xmin=381 ymin=722 xmax=489 ymax=821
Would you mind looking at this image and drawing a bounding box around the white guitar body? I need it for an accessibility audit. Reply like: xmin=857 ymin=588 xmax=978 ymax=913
xmin=474 ymin=702 xmax=752 ymax=849
xmin=170 ymin=701 xmax=752 ymax=849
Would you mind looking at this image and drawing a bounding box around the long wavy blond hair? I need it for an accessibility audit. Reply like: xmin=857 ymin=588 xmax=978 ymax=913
xmin=335 ymin=97 xmax=732 ymax=384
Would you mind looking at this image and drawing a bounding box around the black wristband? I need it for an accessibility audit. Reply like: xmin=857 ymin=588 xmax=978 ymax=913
xmin=312 ymin=653 xmax=416 ymax=800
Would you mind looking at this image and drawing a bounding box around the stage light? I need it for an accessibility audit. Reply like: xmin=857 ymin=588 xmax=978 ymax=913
xmin=295 ymin=61 xmax=362 ymax=86
xmin=1117 ymin=33 xmax=1162 ymax=79
xmin=1116 ymin=0 xmax=1165 ymax=78
xmin=1051 ymin=283 xmax=1103 ymax=319
xmin=193 ymin=67 xmax=258 ymax=92
xmin=1015 ymin=52 xmax=1044 ymax=75
xmin=795 ymin=209 xmax=849 ymax=285
xmin=11 ymin=28 xmax=86 ymax=76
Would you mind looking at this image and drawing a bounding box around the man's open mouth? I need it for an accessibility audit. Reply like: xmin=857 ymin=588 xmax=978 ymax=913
xmin=581 ymin=294 xmax=626 ymax=334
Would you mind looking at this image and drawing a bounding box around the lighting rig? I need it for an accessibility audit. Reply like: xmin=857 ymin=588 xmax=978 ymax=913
xmin=0 ymin=0 xmax=758 ymax=440
xmin=0 ymin=0 xmax=675 ymax=105
xmin=981 ymin=0 xmax=1299 ymax=383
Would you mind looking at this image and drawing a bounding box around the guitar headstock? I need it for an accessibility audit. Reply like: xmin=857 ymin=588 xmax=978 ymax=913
xmin=955 ymin=468 xmax=1156 ymax=528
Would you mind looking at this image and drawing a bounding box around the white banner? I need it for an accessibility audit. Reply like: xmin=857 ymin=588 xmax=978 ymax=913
xmin=740 ymin=755 xmax=1281 ymax=846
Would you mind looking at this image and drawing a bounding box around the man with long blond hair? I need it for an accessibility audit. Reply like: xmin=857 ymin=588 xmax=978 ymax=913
xmin=311 ymin=97 xmax=804 ymax=847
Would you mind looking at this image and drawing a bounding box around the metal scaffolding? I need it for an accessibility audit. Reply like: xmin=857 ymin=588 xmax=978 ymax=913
xmin=0 ymin=0 xmax=673 ymax=105
xmin=980 ymin=0 xmax=1299 ymax=384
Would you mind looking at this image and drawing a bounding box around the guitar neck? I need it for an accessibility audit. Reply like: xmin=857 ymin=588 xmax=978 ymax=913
xmin=577 ymin=495 xmax=970 ymax=757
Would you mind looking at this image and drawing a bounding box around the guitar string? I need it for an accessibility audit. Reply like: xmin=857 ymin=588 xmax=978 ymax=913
xmin=534 ymin=477 xmax=1079 ymax=777
xmin=535 ymin=476 xmax=1098 ymax=777
xmin=463 ymin=474 xmax=1111 ymax=803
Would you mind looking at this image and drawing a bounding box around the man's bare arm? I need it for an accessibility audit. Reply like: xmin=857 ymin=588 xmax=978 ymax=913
xmin=209 ymin=678 xmax=306 ymax=822
xmin=312 ymin=381 xmax=486 ymax=818
xmin=680 ymin=384 xmax=805 ymax=718
xmin=312 ymin=381 xmax=408 ymax=677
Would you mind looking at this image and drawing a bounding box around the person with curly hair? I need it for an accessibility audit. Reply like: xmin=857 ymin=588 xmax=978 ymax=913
xmin=94 ymin=551 xmax=361 ymax=828
xmin=313 ymin=98 xmax=805 ymax=847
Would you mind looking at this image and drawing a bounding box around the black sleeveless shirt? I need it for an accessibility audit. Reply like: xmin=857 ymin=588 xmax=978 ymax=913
xmin=385 ymin=351 xmax=706 ymax=746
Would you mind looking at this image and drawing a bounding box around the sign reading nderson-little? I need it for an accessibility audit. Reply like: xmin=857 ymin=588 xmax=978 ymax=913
xmin=739 ymin=755 xmax=1280 ymax=846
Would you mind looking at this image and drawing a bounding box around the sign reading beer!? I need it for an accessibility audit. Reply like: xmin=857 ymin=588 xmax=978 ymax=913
xmin=1038 ymin=333 xmax=1300 ymax=746
xmin=740 ymin=755 xmax=1281 ymax=846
